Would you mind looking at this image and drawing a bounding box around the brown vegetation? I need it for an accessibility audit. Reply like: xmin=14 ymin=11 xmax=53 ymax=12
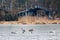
xmin=0 ymin=16 xmax=60 ymax=24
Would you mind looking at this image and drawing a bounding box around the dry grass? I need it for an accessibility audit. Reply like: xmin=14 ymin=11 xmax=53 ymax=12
xmin=0 ymin=16 xmax=60 ymax=24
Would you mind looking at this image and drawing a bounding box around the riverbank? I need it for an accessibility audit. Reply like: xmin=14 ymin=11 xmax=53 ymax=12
xmin=0 ymin=16 xmax=60 ymax=24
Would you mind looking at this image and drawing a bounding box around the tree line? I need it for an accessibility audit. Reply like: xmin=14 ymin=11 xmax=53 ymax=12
xmin=0 ymin=0 xmax=60 ymax=21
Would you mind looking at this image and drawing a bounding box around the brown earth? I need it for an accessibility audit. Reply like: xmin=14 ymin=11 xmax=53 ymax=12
xmin=0 ymin=16 xmax=60 ymax=24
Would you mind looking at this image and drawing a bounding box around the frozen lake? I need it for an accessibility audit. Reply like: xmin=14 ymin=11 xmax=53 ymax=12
xmin=0 ymin=24 xmax=60 ymax=40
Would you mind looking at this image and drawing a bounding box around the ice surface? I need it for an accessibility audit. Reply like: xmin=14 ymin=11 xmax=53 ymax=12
xmin=0 ymin=24 xmax=60 ymax=40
